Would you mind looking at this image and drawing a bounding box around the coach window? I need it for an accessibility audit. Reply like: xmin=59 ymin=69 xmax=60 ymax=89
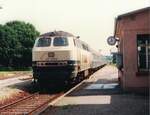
xmin=81 ymin=44 xmax=85 ymax=50
xmin=82 ymin=44 xmax=89 ymax=51
xmin=137 ymin=34 xmax=150 ymax=72
xmin=54 ymin=37 xmax=68 ymax=46
xmin=36 ymin=37 xmax=51 ymax=47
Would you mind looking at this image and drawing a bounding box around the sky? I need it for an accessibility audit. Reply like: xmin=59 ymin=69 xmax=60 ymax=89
xmin=0 ymin=0 xmax=149 ymax=55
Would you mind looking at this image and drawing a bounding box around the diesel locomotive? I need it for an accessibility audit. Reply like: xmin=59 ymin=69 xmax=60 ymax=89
xmin=32 ymin=31 xmax=106 ymax=84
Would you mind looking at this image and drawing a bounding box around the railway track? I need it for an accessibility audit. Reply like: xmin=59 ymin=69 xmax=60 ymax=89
xmin=0 ymin=92 xmax=63 ymax=115
xmin=0 ymin=65 xmax=94 ymax=115
xmin=0 ymin=79 xmax=85 ymax=115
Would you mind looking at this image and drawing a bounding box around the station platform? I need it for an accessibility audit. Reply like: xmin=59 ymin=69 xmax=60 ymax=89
xmin=42 ymin=65 xmax=149 ymax=115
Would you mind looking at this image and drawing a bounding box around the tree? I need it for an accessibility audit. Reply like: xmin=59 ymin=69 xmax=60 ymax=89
xmin=0 ymin=21 xmax=40 ymax=67
xmin=0 ymin=25 xmax=20 ymax=66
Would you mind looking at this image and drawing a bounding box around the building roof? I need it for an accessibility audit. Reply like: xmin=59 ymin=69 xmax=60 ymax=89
xmin=117 ymin=7 xmax=150 ymax=19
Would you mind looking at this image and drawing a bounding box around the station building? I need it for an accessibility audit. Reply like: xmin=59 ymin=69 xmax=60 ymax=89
xmin=114 ymin=7 xmax=150 ymax=93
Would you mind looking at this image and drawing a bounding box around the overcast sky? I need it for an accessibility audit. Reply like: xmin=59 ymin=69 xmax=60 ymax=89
xmin=0 ymin=0 xmax=149 ymax=55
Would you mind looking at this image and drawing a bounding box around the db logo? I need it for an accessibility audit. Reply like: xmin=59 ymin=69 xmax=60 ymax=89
xmin=48 ymin=52 xmax=55 ymax=57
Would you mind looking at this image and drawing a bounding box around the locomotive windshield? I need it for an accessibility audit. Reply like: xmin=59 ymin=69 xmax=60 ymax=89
xmin=36 ymin=37 xmax=51 ymax=47
xmin=53 ymin=37 xmax=68 ymax=46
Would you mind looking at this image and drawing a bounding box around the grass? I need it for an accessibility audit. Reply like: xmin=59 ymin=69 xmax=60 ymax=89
xmin=0 ymin=71 xmax=31 ymax=75
xmin=0 ymin=71 xmax=32 ymax=79
xmin=0 ymin=67 xmax=32 ymax=79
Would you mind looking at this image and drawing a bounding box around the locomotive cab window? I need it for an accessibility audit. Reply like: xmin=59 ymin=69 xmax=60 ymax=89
xmin=137 ymin=34 xmax=150 ymax=72
xmin=53 ymin=37 xmax=68 ymax=46
xmin=36 ymin=37 xmax=51 ymax=47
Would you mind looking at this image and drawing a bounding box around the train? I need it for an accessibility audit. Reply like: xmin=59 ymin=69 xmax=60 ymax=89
xmin=32 ymin=31 xmax=107 ymax=85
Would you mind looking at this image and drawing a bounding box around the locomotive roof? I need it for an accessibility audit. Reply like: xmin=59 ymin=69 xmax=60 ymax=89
xmin=40 ymin=31 xmax=74 ymax=37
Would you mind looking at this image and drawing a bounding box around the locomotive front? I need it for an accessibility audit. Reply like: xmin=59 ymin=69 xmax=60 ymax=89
xmin=32 ymin=31 xmax=78 ymax=84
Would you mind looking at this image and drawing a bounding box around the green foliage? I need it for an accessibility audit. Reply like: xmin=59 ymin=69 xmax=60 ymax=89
xmin=0 ymin=67 xmax=32 ymax=71
xmin=0 ymin=21 xmax=40 ymax=67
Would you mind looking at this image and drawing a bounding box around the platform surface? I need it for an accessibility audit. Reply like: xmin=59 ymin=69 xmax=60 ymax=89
xmin=42 ymin=65 xmax=149 ymax=115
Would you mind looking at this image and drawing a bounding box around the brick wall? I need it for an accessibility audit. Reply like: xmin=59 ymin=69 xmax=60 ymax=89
xmin=115 ymin=9 xmax=149 ymax=92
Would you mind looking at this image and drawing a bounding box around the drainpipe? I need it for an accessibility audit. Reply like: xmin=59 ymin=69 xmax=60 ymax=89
xmin=114 ymin=17 xmax=120 ymax=51
xmin=114 ymin=17 xmax=118 ymax=38
xmin=114 ymin=17 xmax=122 ymax=84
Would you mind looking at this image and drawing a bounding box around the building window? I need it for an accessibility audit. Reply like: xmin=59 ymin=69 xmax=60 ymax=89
xmin=137 ymin=34 xmax=150 ymax=71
